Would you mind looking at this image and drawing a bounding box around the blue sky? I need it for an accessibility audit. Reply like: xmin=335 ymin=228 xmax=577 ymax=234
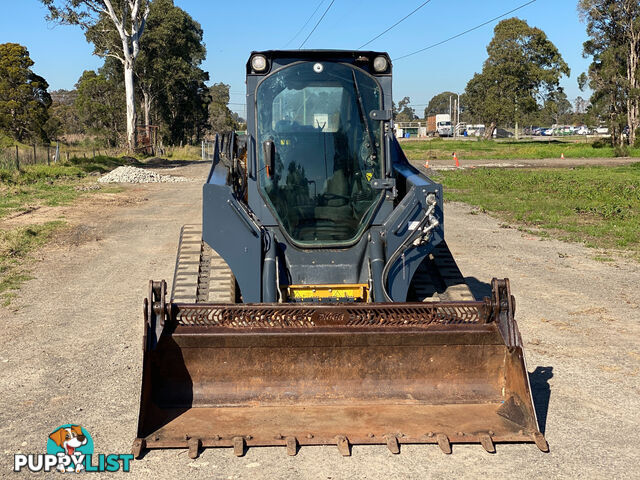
xmin=0 ymin=0 xmax=591 ymax=117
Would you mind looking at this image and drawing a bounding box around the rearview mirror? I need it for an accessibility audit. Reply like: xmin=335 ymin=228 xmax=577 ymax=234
xmin=263 ymin=140 xmax=275 ymax=177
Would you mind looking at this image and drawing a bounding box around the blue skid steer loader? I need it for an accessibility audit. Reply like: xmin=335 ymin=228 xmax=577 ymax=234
xmin=133 ymin=50 xmax=547 ymax=458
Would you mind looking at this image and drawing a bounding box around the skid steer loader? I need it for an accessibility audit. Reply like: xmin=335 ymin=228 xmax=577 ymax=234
xmin=133 ymin=50 xmax=547 ymax=458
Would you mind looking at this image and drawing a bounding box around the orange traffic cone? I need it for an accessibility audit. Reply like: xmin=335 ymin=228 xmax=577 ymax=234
xmin=453 ymin=152 xmax=459 ymax=168
xmin=561 ymin=153 xmax=565 ymax=160
xmin=425 ymin=159 xmax=430 ymax=169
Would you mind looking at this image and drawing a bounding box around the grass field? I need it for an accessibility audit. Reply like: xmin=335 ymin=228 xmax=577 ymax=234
xmin=438 ymin=163 xmax=640 ymax=259
xmin=0 ymin=156 xmax=129 ymax=219
xmin=0 ymin=155 xmax=130 ymax=304
xmin=401 ymin=138 xmax=640 ymax=161
xmin=163 ymin=144 xmax=202 ymax=161
xmin=0 ymin=222 xmax=64 ymax=305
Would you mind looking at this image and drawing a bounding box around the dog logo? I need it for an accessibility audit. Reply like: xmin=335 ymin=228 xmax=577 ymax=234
xmin=14 ymin=424 xmax=133 ymax=473
xmin=46 ymin=424 xmax=93 ymax=473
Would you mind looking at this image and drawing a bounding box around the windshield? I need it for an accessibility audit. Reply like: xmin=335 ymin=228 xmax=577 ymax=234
xmin=256 ymin=62 xmax=383 ymax=245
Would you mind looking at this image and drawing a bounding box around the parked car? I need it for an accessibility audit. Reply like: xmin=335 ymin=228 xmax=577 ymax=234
xmin=493 ymin=128 xmax=514 ymax=138
xmin=595 ymin=126 xmax=609 ymax=135
xmin=575 ymin=125 xmax=589 ymax=135
xmin=541 ymin=128 xmax=554 ymax=136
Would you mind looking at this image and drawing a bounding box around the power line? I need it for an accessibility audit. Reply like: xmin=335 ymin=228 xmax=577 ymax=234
xmin=283 ymin=0 xmax=326 ymax=48
xmin=393 ymin=0 xmax=537 ymax=61
xmin=299 ymin=0 xmax=336 ymax=49
xmin=358 ymin=0 xmax=434 ymax=49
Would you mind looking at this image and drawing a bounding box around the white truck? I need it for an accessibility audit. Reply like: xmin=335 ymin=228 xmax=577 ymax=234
xmin=427 ymin=114 xmax=452 ymax=137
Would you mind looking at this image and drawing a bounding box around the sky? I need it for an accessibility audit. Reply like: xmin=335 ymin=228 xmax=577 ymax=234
xmin=0 ymin=0 xmax=592 ymax=118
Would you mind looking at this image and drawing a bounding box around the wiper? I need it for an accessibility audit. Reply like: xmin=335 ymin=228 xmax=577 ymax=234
xmin=351 ymin=70 xmax=377 ymax=165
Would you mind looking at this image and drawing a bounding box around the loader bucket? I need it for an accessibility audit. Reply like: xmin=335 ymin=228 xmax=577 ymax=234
xmin=133 ymin=278 xmax=547 ymax=458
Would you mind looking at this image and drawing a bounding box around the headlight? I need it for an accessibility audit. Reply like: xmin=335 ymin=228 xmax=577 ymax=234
xmin=250 ymin=54 xmax=268 ymax=73
xmin=373 ymin=56 xmax=388 ymax=73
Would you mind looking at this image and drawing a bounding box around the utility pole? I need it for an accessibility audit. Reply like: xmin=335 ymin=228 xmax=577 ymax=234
xmin=457 ymin=93 xmax=461 ymax=136
xmin=515 ymin=97 xmax=519 ymax=140
xmin=453 ymin=98 xmax=457 ymax=137
xmin=449 ymin=95 xmax=452 ymax=138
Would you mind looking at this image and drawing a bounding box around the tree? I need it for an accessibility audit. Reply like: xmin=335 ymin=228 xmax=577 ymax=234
xmin=135 ymin=0 xmax=210 ymax=144
xmin=74 ymin=67 xmax=125 ymax=146
xmin=579 ymin=0 xmax=640 ymax=146
xmin=574 ymin=95 xmax=589 ymax=114
xmin=231 ymin=111 xmax=246 ymax=131
xmin=544 ymin=89 xmax=573 ymax=125
xmin=0 ymin=43 xmax=51 ymax=142
xmin=208 ymin=83 xmax=237 ymax=133
xmin=424 ymin=91 xmax=456 ymax=118
xmin=41 ymin=0 xmax=150 ymax=150
xmin=48 ymin=89 xmax=82 ymax=137
xmin=394 ymin=96 xmax=417 ymax=122
xmin=464 ymin=18 xmax=570 ymax=139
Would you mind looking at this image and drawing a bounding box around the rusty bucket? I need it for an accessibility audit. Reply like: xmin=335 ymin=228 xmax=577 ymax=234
xmin=133 ymin=278 xmax=547 ymax=458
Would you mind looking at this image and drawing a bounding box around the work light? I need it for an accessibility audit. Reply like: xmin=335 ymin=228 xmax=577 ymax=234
xmin=373 ymin=56 xmax=388 ymax=73
xmin=251 ymin=54 xmax=268 ymax=72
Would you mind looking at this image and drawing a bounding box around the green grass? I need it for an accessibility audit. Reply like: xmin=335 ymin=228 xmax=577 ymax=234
xmin=0 ymin=156 xmax=131 ymax=218
xmin=401 ymin=138 xmax=640 ymax=161
xmin=164 ymin=144 xmax=204 ymax=161
xmin=438 ymin=163 xmax=640 ymax=258
xmin=0 ymin=221 xmax=65 ymax=305
xmin=0 ymin=155 xmax=131 ymax=305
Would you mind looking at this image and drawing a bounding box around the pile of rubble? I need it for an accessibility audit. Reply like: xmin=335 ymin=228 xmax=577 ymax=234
xmin=97 ymin=166 xmax=189 ymax=184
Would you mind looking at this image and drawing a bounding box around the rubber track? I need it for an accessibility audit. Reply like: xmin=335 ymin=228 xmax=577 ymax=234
xmin=171 ymin=225 xmax=235 ymax=304
xmin=411 ymin=241 xmax=475 ymax=302
xmin=170 ymin=226 xmax=469 ymax=304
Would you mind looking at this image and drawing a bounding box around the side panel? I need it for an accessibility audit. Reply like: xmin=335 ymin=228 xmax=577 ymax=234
xmin=381 ymin=142 xmax=444 ymax=301
xmin=202 ymin=168 xmax=263 ymax=302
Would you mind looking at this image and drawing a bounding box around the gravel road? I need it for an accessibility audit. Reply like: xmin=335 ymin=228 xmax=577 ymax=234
xmin=1 ymin=162 xmax=638 ymax=479
xmin=408 ymin=156 xmax=639 ymax=169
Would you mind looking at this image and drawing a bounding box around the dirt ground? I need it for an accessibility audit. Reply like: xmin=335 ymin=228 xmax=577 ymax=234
xmin=1 ymin=162 xmax=639 ymax=479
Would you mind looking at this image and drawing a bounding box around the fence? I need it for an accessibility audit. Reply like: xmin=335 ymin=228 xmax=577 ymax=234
xmin=0 ymin=143 xmax=125 ymax=171
xmin=201 ymin=139 xmax=216 ymax=162
xmin=202 ymin=132 xmax=238 ymax=163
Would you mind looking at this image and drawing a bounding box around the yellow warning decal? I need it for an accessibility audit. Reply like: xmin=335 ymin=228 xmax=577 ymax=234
xmin=366 ymin=172 xmax=373 ymax=181
xmin=284 ymin=284 xmax=368 ymax=301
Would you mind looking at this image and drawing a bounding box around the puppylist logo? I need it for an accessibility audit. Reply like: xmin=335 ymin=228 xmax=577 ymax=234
xmin=13 ymin=424 xmax=133 ymax=473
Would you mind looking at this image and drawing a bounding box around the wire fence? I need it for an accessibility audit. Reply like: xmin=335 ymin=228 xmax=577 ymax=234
xmin=0 ymin=143 xmax=125 ymax=171
xmin=201 ymin=139 xmax=216 ymax=162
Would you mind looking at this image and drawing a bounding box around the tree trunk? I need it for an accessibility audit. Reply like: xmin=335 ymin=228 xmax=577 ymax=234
xmin=483 ymin=122 xmax=496 ymax=140
xmin=627 ymin=35 xmax=638 ymax=146
xmin=124 ymin=62 xmax=137 ymax=152
xmin=143 ymin=89 xmax=152 ymax=139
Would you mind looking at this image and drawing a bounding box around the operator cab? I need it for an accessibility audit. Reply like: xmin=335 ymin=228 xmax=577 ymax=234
xmin=255 ymin=59 xmax=385 ymax=246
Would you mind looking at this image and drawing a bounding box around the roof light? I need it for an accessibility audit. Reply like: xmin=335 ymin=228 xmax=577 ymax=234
xmin=373 ymin=56 xmax=388 ymax=73
xmin=251 ymin=54 xmax=268 ymax=73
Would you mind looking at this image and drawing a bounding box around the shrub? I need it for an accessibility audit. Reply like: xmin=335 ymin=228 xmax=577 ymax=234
xmin=614 ymin=144 xmax=629 ymax=157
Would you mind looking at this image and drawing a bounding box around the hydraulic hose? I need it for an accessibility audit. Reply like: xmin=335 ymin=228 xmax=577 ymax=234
xmin=380 ymin=200 xmax=439 ymax=302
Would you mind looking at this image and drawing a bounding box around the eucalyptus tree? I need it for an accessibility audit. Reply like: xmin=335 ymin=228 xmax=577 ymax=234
xmin=135 ymin=0 xmax=210 ymax=144
xmin=579 ymin=0 xmax=640 ymax=146
xmin=464 ymin=18 xmax=569 ymax=139
xmin=424 ymin=91 xmax=457 ymax=118
xmin=41 ymin=0 xmax=150 ymax=150
xmin=0 ymin=43 xmax=51 ymax=142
